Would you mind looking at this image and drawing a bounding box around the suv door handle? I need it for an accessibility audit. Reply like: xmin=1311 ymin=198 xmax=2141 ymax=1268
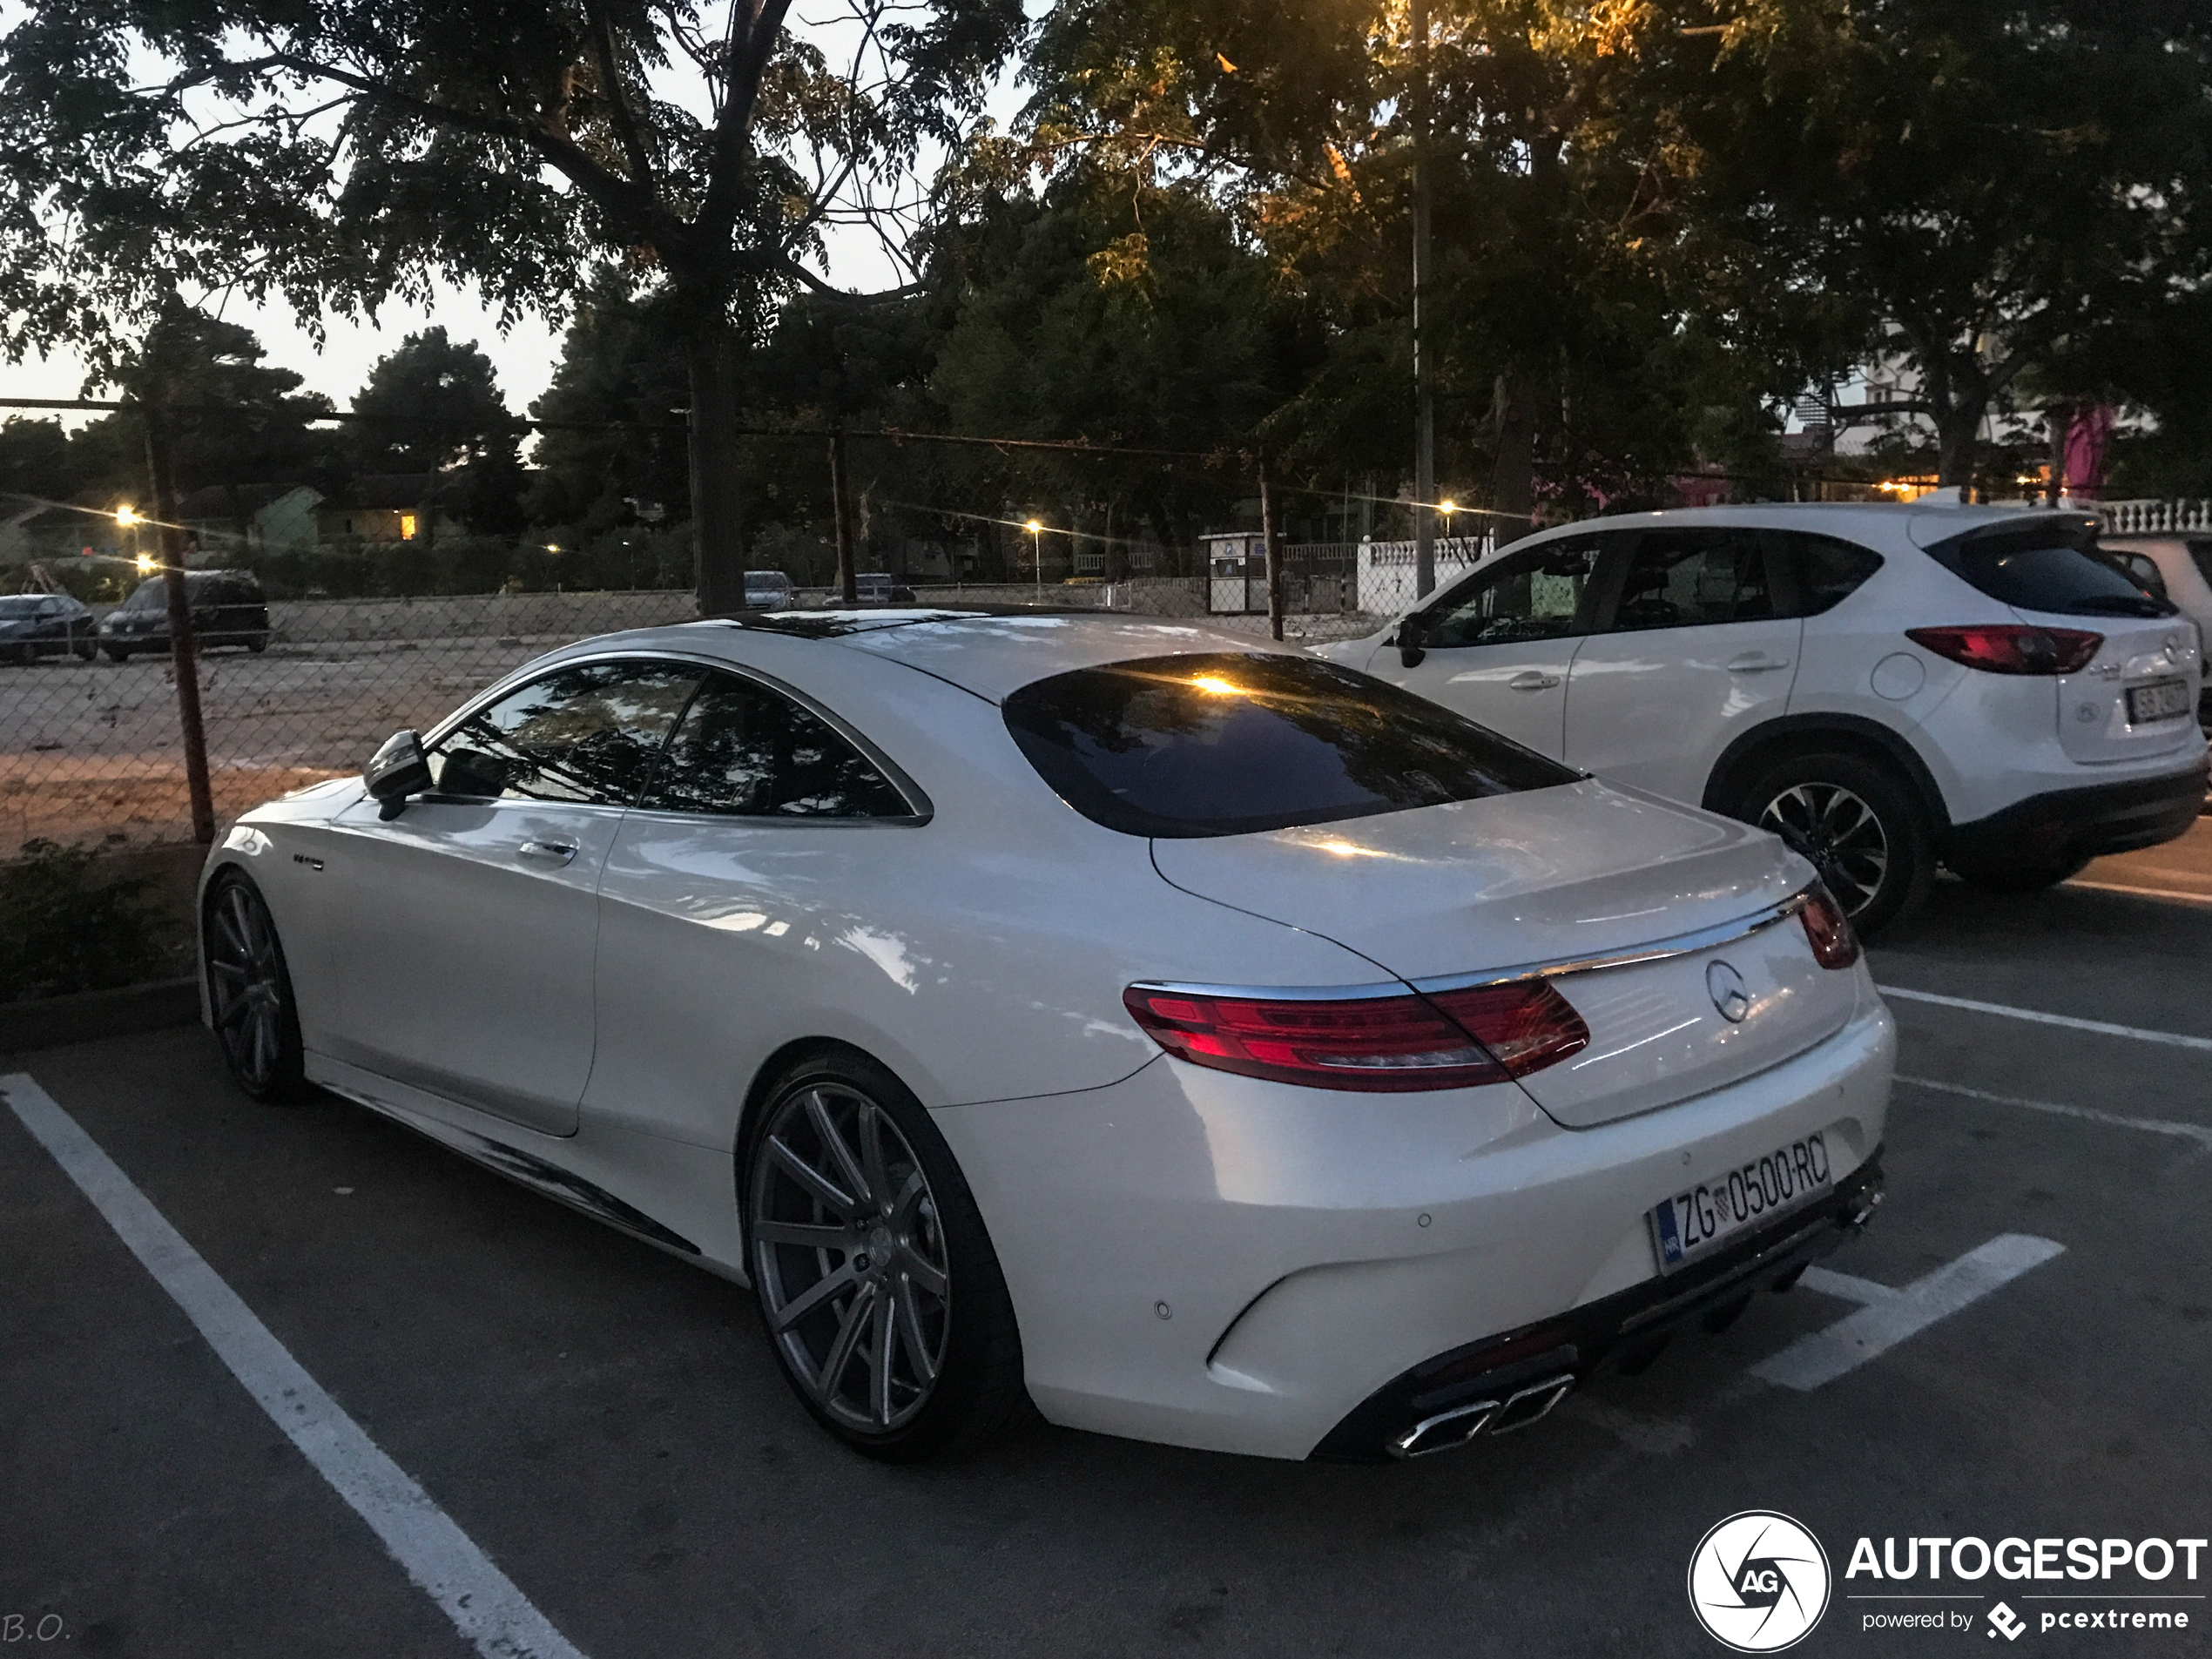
xmin=1507 ymin=671 xmax=1563 ymax=691
xmin=516 ymin=840 xmax=579 ymax=865
xmin=1726 ymin=653 xmax=1791 ymax=672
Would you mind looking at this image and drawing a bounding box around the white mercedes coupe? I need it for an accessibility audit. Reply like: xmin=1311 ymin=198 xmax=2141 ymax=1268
xmin=199 ymin=610 xmax=1893 ymax=1462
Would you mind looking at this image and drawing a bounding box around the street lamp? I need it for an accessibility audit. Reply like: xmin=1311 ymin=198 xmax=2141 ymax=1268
xmin=1026 ymin=519 xmax=1043 ymax=602
xmin=117 ymin=505 xmax=153 ymax=575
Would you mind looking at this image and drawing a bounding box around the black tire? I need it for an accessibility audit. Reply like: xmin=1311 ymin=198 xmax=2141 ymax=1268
xmin=246 ymin=634 xmax=267 ymax=653
xmin=104 ymin=646 xmax=131 ymax=664
xmin=1955 ymin=853 xmax=2093 ymax=894
xmin=742 ymin=1048 xmax=1026 ymax=1462
xmin=74 ymin=640 xmax=95 ymax=662
xmin=1732 ymin=750 xmax=1936 ymax=937
xmin=202 ymin=871 xmax=310 ymax=1103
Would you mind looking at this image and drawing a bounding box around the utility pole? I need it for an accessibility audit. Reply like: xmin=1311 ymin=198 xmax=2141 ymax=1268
xmin=2046 ymin=407 xmax=2068 ymax=506
xmin=829 ymin=429 xmax=858 ymax=605
xmin=1411 ymin=0 xmax=1436 ymax=602
xmin=143 ymin=406 xmax=215 ymax=846
xmin=1259 ymin=447 xmax=1285 ymax=642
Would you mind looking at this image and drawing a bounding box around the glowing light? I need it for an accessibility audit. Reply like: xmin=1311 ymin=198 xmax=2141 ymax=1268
xmin=115 ymin=505 xmax=140 ymax=526
xmin=1025 ymin=519 xmax=1043 ymax=533
xmin=546 ymin=543 xmax=561 ymax=553
xmin=399 ymin=512 xmax=418 ymax=540
xmin=1438 ymin=498 xmax=1458 ymax=516
xmin=134 ymin=553 xmax=157 ymax=575
xmin=1189 ymin=674 xmax=1244 ymax=697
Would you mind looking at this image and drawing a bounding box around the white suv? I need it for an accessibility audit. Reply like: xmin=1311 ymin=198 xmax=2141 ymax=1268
xmin=1318 ymin=503 xmax=2208 ymax=933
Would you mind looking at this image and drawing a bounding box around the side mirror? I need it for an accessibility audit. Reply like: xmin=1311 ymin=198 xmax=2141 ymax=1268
xmin=364 ymin=729 xmax=430 ymax=820
xmin=1397 ymin=616 xmax=1428 ymax=669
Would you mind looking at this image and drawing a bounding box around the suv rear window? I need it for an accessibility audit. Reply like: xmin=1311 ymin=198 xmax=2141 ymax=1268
xmin=2188 ymin=538 xmax=2212 ymax=590
xmin=1001 ymin=652 xmax=1577 ymax=839
xmin=1925 ymin=518 xmax=2175 ymax=618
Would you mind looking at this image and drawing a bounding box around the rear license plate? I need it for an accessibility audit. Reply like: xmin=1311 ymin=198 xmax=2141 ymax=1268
xmin=2127 ymin=678 xmax=2193 ymax=724
xmin=1649 ymin=1133 xmax=1831 ymax=1274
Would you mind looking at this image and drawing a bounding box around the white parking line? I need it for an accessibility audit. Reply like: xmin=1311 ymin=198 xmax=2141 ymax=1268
xmin=0 ymin=1074 xmax=590 ymax=1659
xmin=1753 ymin=1234 xmax=2065 ymax=1392
xmin=1795 ymin=1264 xmax=1896 ymax=1305
xmin=1898 ymin=1074 xmax=2212 ymax=1152
xmin=1876 ymin=985 xmax=2212 ymax=1053
xmin=2065 ymin=877 xmax=2212 ymax=908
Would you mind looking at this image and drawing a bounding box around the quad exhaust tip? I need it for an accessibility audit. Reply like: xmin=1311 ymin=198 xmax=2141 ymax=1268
xmin=1390 ymin=1373 xmax=1575 ymax=1458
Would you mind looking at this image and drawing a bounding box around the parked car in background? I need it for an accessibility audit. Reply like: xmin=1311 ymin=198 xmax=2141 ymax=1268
xmin=199 ymin=611 xmax=1890 ymax=1463
xmin=2101 ymin=532 xmax=2212 ymax=727
xmin=98 ymin=570 xmax=271 ymax=661
xmin=744 ymin=570 xmax=796 ymax=610
xmin=0 ymin=591 xmax=97 ymax=663
xmin=854 ymin=572 xmax=917 ymax=605
xmin=1319 ymin=503 xmax=2207 ymax=934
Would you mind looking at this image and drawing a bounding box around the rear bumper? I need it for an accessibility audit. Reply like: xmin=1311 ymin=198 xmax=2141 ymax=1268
xmin=1947 ymin=764 xmax=2207 ymax=870
xmin=1312 ymin=1154 xmax=1884 ymax=1460
xmin=934 ymin=988 xmax=1894 ymax=1460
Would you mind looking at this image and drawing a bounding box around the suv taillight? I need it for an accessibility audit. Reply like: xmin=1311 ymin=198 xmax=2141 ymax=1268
xmin=1798 ymin=886 xmax=1861 ymax=969
xmin=1905 ymin=624 xmax=2101 ymax=675
xmin=1123 ymin=981 xmax=1589 ymax=1092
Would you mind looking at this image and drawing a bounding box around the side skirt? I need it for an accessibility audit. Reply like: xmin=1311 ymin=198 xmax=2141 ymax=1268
xmin=305 ymin=1052 xmax=734 ymax=1276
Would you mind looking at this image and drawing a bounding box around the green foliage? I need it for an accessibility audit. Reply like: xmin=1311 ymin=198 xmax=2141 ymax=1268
xmin=0 ymin=840 xmax=170 ymax=1002
xmin=348 ymin=327 xmax=516 ymax=472
xmin=1686 ymin=0 xmax=2212 ymax=485
xmin=525 ymin=269 xmax=694 ymax=530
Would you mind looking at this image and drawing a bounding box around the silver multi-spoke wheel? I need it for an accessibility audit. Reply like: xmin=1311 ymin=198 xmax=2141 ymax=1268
xmin=1758 ymin=781 xmax=1890 ymax=917
xmin=206 ymin=880 xmax=291 ymax=1092
xmin=750 ymin=1082 xmax=952 ymax=1434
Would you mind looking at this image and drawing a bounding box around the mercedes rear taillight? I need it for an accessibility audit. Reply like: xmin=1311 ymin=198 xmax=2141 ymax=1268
xmin=1905 ymin=624 xmax=2101 ymax=675
xmin=1797 ymin=886 xmax=1861 ymax=969
xmin=1123 ymin=981 xmax=1588 ymax=1092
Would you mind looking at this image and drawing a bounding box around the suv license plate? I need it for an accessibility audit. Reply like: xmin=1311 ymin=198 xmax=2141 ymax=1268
xmin=1649 ymin=1133 xmax=1831 ymax=1274
xmin=2127 ymin=679 xmax=2193 ymax=724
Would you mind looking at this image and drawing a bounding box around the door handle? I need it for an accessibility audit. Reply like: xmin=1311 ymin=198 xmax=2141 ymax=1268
xmin=1726 ymin=653 xmax=1791 ymax=672
xmin=516 ymin=840 xmax=578 ymax=865
xmin=1507 ymin=671 xmax=1563 ymax=691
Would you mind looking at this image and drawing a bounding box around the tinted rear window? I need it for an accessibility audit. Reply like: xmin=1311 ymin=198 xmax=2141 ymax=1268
xmin=1925 ymin=519 xmax=2175 ymax=618
xmin=1001 ymin=652 xmax=1577 ymax=839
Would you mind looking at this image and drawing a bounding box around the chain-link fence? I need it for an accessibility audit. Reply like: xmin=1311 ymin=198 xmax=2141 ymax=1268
xmin=2 ymin=533 xmax=1496 ymax=855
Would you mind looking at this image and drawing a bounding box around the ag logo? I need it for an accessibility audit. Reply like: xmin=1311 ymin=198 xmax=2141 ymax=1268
xmin=1688 ymin=1511 xmax=1831 ymax=1651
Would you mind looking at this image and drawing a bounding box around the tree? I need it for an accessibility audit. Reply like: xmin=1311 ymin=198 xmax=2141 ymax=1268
xmin=1016 ymin=0 xmax=1801 ymax=529
xmin=525 ymin=267 xmax=695 ymax=531
xmin=0 ymin=0 xmax=1025 ymax=610
xmin=61 ymin=304 xmax=340 ymax=549
xmin=1689 ymin=0 xmax=2212 ymax=490
xmin=349 ymin=327 xmax=515 ymax=473
xmin=350 ymin=327 xmax=525 ymax=531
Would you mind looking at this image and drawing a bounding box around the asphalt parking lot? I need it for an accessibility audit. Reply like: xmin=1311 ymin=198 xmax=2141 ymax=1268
xmin=4 ymin=829 xmax=2210 ymax=1658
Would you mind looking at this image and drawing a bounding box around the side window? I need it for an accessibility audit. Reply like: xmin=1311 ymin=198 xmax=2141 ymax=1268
xmin=428 ymin=660 xmax=702 ymax=806
xmin=639 ymin=671 xmax=910 ymax=819
xmin=1423 ymin=537 xmax=1605 ymax=648
xmin=1775 ymin=531 xmax=1884 ymax=616
xmin=1605 ymin=529 xmax=1774 ymax=631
